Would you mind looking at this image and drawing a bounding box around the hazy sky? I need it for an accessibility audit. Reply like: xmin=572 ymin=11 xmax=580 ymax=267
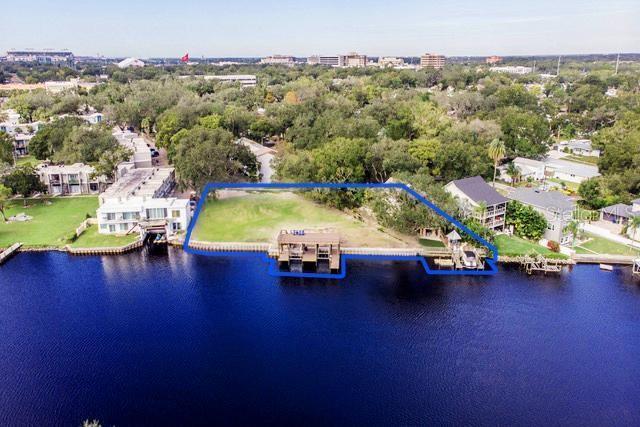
xmin=1 ymin=0 xmax=638 ymax=57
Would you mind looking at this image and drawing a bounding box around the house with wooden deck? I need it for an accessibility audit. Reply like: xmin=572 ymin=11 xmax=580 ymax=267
xmin=444 ymin=176 xmax=508 ymax=231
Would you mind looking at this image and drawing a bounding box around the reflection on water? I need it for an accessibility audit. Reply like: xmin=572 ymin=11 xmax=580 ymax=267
xmin=0 ymin=249 xmax=639 ymax=426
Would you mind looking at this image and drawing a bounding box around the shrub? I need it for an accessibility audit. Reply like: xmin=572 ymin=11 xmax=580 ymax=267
xmin=547 ymin=240 xmax=560 ymax=252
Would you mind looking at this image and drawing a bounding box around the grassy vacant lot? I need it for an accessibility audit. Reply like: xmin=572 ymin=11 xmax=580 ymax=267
xmin=574 ymin=233 xmax=638 ymax=256
xmin=495 ymin=235 xmax=567 ymax=259
xmin=70 ymin=225 xmax=138 ymax=248
xmin=0 ymin=197 xmax=98 ymax=248
xmin=192 ymin=191 xmax=413 ymax=247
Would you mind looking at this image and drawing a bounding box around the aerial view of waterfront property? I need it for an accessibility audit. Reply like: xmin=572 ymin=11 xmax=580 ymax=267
xmin=1 ymin=0 xmax=640 ymax=425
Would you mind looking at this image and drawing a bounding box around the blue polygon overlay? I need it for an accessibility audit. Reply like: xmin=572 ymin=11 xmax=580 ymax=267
xmin=183 ymin=182 xmax=499 ymax=278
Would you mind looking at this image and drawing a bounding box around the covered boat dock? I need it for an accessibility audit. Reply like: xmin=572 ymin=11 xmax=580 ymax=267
xmin=277 ymin=230 xmax=341 ymax=272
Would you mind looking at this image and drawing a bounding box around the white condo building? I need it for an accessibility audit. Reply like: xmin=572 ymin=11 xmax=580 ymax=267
xmin=97 ymin=167 xmax=190 ymax=236
xmin=37 ymin=163 xmax=108 ymax=195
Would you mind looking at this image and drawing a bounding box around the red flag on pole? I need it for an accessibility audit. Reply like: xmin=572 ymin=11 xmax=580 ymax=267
xmin=180 ymin=53 xmax=189 ymax=63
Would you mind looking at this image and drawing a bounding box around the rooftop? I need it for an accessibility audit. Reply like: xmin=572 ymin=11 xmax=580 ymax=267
xmin=37 ymin=162 xmax=94 ymax=174
xmin=509 ymin=188 xmax=575 ymax=213
xmin=559 ymin=139 xmax=592 ymax=150
xmin=236 ymin=137 xmax=276 ymax=157
xmin=98 ymin=196 xmax=188 ymax=213
xmin=600 ymin=203 xmax=636 ymax=219
xmin=277 ymin=231 xmax=340 ymax=246
xmin=448 ymin=176 xmax=508 ymax=206
xmin=101 ymin=167 xmax=173 ymax=200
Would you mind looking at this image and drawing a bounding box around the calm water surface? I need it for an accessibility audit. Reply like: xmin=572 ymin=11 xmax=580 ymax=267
xmin=1 ymin=249 xmax=639 ymax=426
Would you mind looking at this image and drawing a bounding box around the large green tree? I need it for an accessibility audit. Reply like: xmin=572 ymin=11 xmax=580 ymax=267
xmin=28 ymin=116 xmax=85 ymax=160
xmin=173 ymin=127 xmax=256 ymax=191
xmin=0 ymin=184 xmax=11 ymax=221
xmin=498 ymin=107 xmax=550 ymax=158
xmin=506 ymin=201 xmax=548 ymax=241
xmin=2 ymin=166 xmax=46 ymax=206
xmin=53 ymin=126 xmax=120 ymax=164
xmin=0 ymin=131 xmax=14 ymax=165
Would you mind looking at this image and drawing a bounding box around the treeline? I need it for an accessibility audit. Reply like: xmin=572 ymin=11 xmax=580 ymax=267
xmin=3 ymin=62 xmax=640 ymax=233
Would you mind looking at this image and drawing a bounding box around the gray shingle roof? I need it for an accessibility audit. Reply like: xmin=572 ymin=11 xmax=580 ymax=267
xmin=509 ymin=188 xmax=575 ymax=213
xmin=601 ymin=203 xmax=638 ymax=219
xmin=449 ymin=176 xmax=508 ymax=206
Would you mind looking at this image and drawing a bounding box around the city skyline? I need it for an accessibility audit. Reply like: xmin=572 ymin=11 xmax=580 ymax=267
xmin=0 ymin=0 xmax=638 ymax=58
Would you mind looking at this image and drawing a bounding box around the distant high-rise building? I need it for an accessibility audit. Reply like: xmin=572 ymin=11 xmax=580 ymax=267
xmin=341 ymin=52 xmax=367 ymax=68
xmin=307 ymin=55 xmax=340 ymax=66
xmin=486 ymin=55 xmax=503 ymax=65
xmin=260 ymin=55 xmax=296 ymax=66
xmin=6 ymin=49 xmax=74 ymax=63
xmin=378 ymin=57 xmax=405 ymax=68
xmin=307 ymin=53 xmax=367 ymax=68
xmin=420 ymin=53 xmax=446 ymax=69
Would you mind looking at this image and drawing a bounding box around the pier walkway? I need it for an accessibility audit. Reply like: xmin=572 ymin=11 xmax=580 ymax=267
xmin=0 ymin=243 xmax=22 ymax=265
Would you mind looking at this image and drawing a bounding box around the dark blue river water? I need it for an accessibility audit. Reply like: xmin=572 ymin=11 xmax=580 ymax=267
xmin=1 ymin=249 xmax=639 ymax=426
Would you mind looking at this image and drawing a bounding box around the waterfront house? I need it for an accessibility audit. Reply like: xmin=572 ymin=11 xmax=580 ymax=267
xmin=600 ymin=199 xmax=640 ymax=240
xmin=97 ymin=196 xmax=190 ymax=235
xmin=444 ymin=176 xmax=508 ymax=231
xmin=37 ymin=163 xmax=107 ymax=195
xmin=599 ymin=201 xmax=639 ymax=225
xmin=508 ymin=188 xmax=576 ymax=245
xmin=97 ymin=167 xmax=190 ymax=236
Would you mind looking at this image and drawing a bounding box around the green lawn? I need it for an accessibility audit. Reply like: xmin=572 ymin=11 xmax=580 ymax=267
xmin=574 ymin=233 xmax=638 ymax=256
xmin=0 ymin=196 xmax=98 ymax=248
xmin=419 ymin=238 xmax=446 ymax=248
xmin=192 ymin=191 xmax=413 ymax=247
xmin=495 ymin=234 xmax=567 ymax=259
xmin=70 ymin=225 xmax=139 ymax=248
xmin=564 ymin=154 xmax=599 ymax=165
xmin=15 ymin=155 xmax=39 ymax=167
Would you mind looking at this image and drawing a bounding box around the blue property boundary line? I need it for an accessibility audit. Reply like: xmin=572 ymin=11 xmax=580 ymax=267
xmin=183 ymin=182 xmax=499 ymax=278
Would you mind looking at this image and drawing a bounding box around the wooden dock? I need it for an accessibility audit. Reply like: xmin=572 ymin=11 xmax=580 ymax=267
xmin=277 ymin=230 xmax=341 ymax=272
xmin=0 ymin=243 xmax=22 ymax=265
xmin=516 ymin=255 xmax=563 ymax=275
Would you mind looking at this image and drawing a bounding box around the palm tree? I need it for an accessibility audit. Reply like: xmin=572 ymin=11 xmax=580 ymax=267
xmin=630 ymin=215 xmax=640 ymax=253
xmin=474 ymin=200 xmax=488 ymax=225
xmin=563 ymin=220 xmax=580 ymax=248
xmin=506 ymin=162 xmax=521 ymax=184
xmin=488 ymin=139 xmax=506 ymax=187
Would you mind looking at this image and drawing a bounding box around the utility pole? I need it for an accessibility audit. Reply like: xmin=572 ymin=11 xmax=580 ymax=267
xmin=556 ymin=56 xmax=561 ymax=76
xmin=615 ymin=53 xmax=620 ymax=75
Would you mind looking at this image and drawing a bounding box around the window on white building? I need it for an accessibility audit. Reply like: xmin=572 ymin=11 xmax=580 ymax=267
xmin=123 ymin=212 xmax=139 ymax=220
xmin=146 ymin=208 xmax=167 ymax=219
xmin=171 ymin=210 xmax=181 ymax=218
